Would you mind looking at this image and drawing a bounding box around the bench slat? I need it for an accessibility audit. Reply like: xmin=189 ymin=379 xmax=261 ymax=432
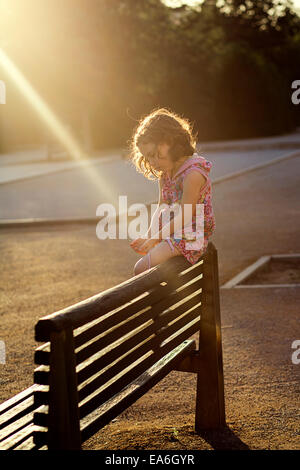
xmin=76 ymin=293 xmax=202 ymax=401
xmin=74 ymin=261 xmax=203 ymax=349
xmin=35 ymin=258 xmax=191 ymax=340
xmin=0 ymin=385 xmax=38 ymax=416
xmin=32 ymin=428 xmax=48 ymax=448
xmin=80 ymin=339 xmax=196 ymax=443
xmin=75 ymin=275 xmax=203 ymax=369
xmin=0 ymin=386 xmax=48 ymax=450
xmin=76 ymin=307 xmax=153 ymax=365
xmin=76 ymin=285 xmax=202 ymax=386
xmin=33 ymin=390 xmax=49 ymax=407
xmin=34 ymin=343 xmax=50 ymax=365
xmin=34 ymin=339 xmax=196 ymax=444
xmin=79 ymin=313 xmax=201 ymax=419
xmin=0 ymin=404 xmax=34 ymax=445
xmin=0 ymin=395 xmax=34 ymax=429
xmin=34 ymin=366 xmax=49 ymax=386
xmin=0 ymin=423 xmax=46 ymax=450
xmin=14 ymin=436 xmax=47 ymax=450
xmin=33 ymin=408 xmax=48 ymax=428
xmin=32 ymin=301 xmax=200 ymax=412
xmin=74 ymin=288 xmax=164 ymax=349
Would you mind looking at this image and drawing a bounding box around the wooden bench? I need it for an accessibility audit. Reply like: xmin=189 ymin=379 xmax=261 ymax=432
xmin=0 ymin=241 xmax=225 ymax=450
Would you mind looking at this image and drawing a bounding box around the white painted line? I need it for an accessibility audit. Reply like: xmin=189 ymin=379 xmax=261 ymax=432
xmin=221 ymin=255 xmax=271 ymax=289
xmin=221 ymin=252 xmax=300 ymax=289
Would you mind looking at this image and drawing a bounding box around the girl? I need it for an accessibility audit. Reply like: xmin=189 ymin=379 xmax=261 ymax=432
xmin=129 ymin=107 xmax=216 ymax=276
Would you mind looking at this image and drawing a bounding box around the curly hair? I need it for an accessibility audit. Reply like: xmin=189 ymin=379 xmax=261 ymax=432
xmin=127 ymin=107 xmax=198 ymax=180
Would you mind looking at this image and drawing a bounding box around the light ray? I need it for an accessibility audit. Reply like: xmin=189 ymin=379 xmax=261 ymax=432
xmin=0 ymin=47 xmax=85 ymax=161
xmin=0 ymin=46 xmax=117 ymax=212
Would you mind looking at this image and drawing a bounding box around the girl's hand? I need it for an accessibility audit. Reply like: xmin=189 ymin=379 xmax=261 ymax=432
xmin=130 ymin=237 xmax=160 ymax=255
xmin=130 ymin=237 xmax=147 ymax=254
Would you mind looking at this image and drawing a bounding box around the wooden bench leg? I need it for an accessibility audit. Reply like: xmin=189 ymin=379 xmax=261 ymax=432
xmin=47 ymin=329 xmax=81 ymax=450
xmin=195 ymin=243 xmax=226 ymax=430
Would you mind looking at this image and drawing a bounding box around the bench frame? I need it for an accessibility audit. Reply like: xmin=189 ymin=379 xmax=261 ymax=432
xmin=0 ymin=241 xmax=225 ymax=450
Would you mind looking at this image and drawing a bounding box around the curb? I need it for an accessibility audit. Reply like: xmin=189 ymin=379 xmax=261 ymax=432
xmin=0 ymin=217 xmax=100 ymax=229
xmin=221 ymin=253 xmax=300 ymax=289
xmin=0 ymin=149 xmax=299 ymax=229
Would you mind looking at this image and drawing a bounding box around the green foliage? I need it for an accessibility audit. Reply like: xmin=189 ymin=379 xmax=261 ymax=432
xmin=1 ymin=0 xmax=300 ymax=151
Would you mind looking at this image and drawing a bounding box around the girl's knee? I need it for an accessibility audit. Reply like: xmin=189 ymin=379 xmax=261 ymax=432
xmin=134 ymin=253 xmax=151 ymax=276
xmin=133 ymin=260 xmax=141 ymax=276
xmin=149 ymin=240 xmax=180 ymax=266
xmin=133 ymin=242 xmax=180 ymax=277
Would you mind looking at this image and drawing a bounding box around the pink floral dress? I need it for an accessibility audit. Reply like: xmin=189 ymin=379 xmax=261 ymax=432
xmin=158 ymin=152 xmax=216 ymax=265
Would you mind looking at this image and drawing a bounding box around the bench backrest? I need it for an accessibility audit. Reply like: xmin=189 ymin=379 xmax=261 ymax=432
xmin=32 ymin=241 xmax=225 ymax=450
xmin=0 ymin=385 xmax=42 ymax=450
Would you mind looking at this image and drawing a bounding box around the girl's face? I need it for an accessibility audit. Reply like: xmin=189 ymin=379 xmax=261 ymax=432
xmin=139 ymin=142 xmax=175 ymax=173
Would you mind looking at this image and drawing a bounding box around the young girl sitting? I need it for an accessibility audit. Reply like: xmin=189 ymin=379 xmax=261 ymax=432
xmin=129 ymin=107 xmax=216 ymax=276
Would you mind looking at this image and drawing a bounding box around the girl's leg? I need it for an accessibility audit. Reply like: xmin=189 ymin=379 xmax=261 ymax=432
xmin=133 ymin=240 xmax=181 ymax=276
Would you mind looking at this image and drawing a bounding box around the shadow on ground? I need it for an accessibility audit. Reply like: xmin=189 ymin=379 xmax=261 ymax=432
xmin=196 ymin=425 xmax=250 ymax=450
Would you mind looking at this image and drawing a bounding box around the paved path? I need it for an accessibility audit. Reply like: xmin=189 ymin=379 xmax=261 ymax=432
xmin=0 ymin=146 xmax=122 ymax=167
xmin=0 ymin=149 xmax=123 ymax=184
xmin=0 ymin=148 xmax=298 ymax=221
xmin=1 ymin=129 xmax=300 ymax=184
xmin=1 ymin=130 xmax=300 ymax=221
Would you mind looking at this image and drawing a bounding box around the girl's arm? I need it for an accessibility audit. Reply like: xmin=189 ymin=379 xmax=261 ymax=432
xmin=130 ymin=178 xmax=162 ymax=253
xmin=144 ymin=178 xmax=163 ymax=238
xmin=151 ymin=171 xmax=207 ymax=241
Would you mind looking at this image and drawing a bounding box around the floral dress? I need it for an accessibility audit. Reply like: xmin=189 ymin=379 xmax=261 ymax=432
xmin=158 ymin=151 xmax=216 ymax=265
